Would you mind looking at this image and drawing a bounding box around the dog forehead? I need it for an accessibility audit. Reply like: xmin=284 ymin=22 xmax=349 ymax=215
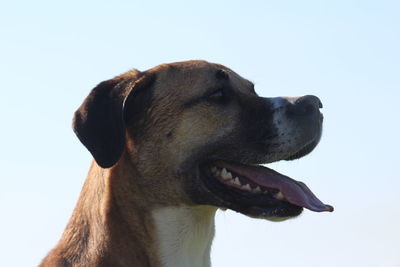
xmin=147 ymin=61 xmax=252 ymax=100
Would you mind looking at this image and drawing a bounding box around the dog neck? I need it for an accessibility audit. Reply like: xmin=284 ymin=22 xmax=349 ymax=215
xmin=41 ymin=161 xmax=217 ymax=267
xmin=152 ymin=206 xmax=217 ymax=267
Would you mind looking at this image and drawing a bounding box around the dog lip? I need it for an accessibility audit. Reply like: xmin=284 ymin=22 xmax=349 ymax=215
xmin=244 ymin=206 xmax=303 ymax=220
xmin=213 ymin=161 xmax=334 ymax=212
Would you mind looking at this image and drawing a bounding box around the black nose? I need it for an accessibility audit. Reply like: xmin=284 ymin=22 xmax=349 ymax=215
xmin=286 ymin=95 xmax=323 ymax=117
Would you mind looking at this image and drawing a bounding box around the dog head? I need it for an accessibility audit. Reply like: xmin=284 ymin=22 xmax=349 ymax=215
xmin=73 ymin=60 xmax=332 ymax=221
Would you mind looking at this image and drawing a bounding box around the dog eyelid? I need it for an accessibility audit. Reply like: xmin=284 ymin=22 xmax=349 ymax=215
xmin=183 ymin=88 xmax=226 ymax=108
xmin=207 ymin=88 xmax=224 ymax=98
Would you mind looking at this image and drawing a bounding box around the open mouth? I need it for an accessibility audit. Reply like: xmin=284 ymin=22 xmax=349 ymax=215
xmin=201 ymin=161 xmax=333 ymax=220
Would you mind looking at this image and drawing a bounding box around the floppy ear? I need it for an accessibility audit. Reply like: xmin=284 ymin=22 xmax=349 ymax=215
xmin=72 ymin=70 xmax=154 ymax=168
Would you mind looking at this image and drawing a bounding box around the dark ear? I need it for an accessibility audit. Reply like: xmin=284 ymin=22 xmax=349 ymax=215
xmin=72 ymin=70 xmax=154 ymax=168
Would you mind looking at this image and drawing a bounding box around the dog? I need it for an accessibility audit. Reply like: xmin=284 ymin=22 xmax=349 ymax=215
xmin=40 ymin=60 xmax=333 ymax=267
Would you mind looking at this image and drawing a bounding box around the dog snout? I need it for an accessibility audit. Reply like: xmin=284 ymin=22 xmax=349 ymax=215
xmin=285 ymin=95 xmax=322 ymax=118
xmin=261 ymin=95 xmax=323 ymax=159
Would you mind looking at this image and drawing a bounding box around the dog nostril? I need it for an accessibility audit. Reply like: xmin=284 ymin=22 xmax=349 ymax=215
xmin=317 ymin=99 xmax=323 ymax=109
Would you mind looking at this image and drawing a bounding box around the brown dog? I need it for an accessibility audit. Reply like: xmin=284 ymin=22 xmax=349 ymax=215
xmin=40 ymin=60 xmax=333 ymax=267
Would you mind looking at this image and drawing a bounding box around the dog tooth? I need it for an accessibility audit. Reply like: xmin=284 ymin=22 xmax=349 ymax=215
xmin=275 ymin=191 xmax=285 ymax=200
xmin=224 ymin=173 xmax=233 ymax=180
xmin=233 ymin=177 xmax=241 ymax=186
xmin=221 ymin=168 xmax=232 ymax=180
xmin=241 ymin=184 xmax=252 ymax=191
xmin=221 ymin=168 xmax=227 ymax=175
xmin=254 ymin=186 xmax=262 ymax=193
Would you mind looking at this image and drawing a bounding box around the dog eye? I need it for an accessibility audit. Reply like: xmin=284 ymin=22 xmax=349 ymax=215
xmin=207 ymin=88 xmax=224 ymax=99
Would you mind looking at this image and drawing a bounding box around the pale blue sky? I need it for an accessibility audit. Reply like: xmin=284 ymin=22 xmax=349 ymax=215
xmin=1 ymin=1 xmax=399 ymax=266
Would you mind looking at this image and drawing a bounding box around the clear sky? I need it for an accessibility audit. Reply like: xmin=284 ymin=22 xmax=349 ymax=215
xmin=1 ymin=1 xmax=399 ymax=266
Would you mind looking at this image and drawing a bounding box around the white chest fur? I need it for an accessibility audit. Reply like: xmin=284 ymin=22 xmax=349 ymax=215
xmin=152 ymin=206 xmax=217 ymax=267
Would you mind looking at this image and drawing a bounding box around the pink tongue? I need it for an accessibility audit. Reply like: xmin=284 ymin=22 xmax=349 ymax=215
xmin=220 ymin=162 xmax=334 ymax=212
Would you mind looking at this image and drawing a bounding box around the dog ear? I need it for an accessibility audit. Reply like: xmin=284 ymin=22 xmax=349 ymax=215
xmin=73 ymin=70 xmax=154 ymax=168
